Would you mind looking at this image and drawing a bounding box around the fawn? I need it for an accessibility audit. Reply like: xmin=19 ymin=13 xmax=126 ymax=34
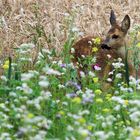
xmin=71 ymin=10 xmax=137 ymax=84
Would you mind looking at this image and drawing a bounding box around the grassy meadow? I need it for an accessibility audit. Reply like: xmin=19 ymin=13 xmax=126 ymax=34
xmin=0 ymin=0 xmax=140 ymax=140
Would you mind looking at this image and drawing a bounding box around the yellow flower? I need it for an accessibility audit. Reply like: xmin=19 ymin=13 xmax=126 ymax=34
xmin=72 ymin=97 xmax=81 ymax=104
xmin=2 ymin=60 xmax=9 ymax=69
xmin=124 ymin=100 xmax=129 ymax=106
xmin=77 ymin=117 xmax=86 ymax=124
xmin=95 ymin=98 xmax=103 ymax=103
xmin=106 ymin=94 xmax=112 ymax=97
xmin=105 ymin=96 xmax=111 ymax=101
xmin=93 ymin=77 xmax=98 ymax=83
xmin=0 ymin=103 xmax=4 ymax=107
xmin=102 ymin=108 xmax=110 ymax=113
xmin=126 ymin=120 xmax=131 ymax=125
xmin=2 ymin=64 xmax=9 ymax=69
xmin=105 ymin=94 xmax=112 ymax=100
xmin=5 ymin=60 xmax=9 ymax=65
xmin=92 ymin=37 xmax=101 ymax=45
xmin=95 ymin=89 xmax=102 ymax=95
xmin=132 ymin=128 xmax=140 ymax=136
xmin=137 ymin=31 xmax=140 ymax=39
xmin=59 ymin=111 xmax=65 ymax=116
xmin=87 ymin=125 xmax=93 ymax=131
xmin=136 ymin=42 xmax=140 ymax=48
xmin=119 ymin=121 xmax=124 ymax=125
xmin=92 ymin=47 xmax=98 ymax=52
xmin=27 ymin=113 xmax=34 ymax=118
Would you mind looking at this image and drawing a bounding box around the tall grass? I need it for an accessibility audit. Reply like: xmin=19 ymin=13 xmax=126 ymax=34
xmin=0 ymin=1 xmax=140 ymax=140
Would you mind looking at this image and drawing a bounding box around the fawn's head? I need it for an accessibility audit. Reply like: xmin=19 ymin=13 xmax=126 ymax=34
xmin=101 ymin=10 xmax=130 ymax=50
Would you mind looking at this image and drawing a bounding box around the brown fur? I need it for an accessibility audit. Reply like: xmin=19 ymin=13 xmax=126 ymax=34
xmin=72 ymin=35 xmax=122 ymax=79
xmin=72 ymin=10 xmax=140 ymax=83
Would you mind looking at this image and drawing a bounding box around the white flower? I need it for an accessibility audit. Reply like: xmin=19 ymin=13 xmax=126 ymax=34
xmin=0 ymin=133 xmax=10 ymax=139
xmin=42 ymin=48 xmax=51 ymax=54
xmin=58 ymin=84 xmax=65 ymax=89
xmin=5 ymin=124 xmax=13 ymax=129
xmin=1 ymin=75 xmax=7 ymax=82
xmin=62 ymin=102 xmax=68 ymax=106
xmin=15 ymin=113 xmax=21 ymax=118
xmin=129 ymin=111 xmax=140 ymax=122
xmin=88 ymin=41 xmax=92 ymax=45
xmin=102 ymin=122 xmax=107 ymax=128
xmin=107 ymin=54 xmax=111 ymax=58
xmin=32 ymin=104 xmax=38 ymax=111
xmin=30 ymin=131 xmax=47 ymax=140
xmin=116 ymin=73 xmax=122 ymax=78
xmin=19 ymin=57 xmax=32 ymax=62
xmin=19 ymin=50 xmax=28 ymax=54
xmin=114 ymin=105 xmax=121 ymax=111
xmin=109 ymin=71 xmax=114 ymax=75
xmin=80 ymin=71 xmax=85 ymax=78
xmin=40 ymin=91 xmax=52 ymax=99
xmin=114 ymin=90 xmax=119 ymax=94
xmin=26 ymin=100 xmax=34 ymax=105
xmin=38 ymin=52 xmax=45 ymax=60
xmin=129 ymin=76 xmax=137 ymax=85
xmin=78 ymin=32 xmax=84 ymax=36
xmin=137 ymin=85 xmax=140 ymax=90
xmin=95 ymin=131 xmax=106 ymax=140
xmin=21 ymin=73 xmax=34 ymax=81
xmin=76 ymin=90 xmax=84 ymax=95
xmin=78 ymin=110 xmax=90 ymax=115
xmin=120 ymin=86 xmax=128 ymax=92
xmin=22 ymin=83 xmax=33 ymax=94
xmin=129 ymin=100 xmax=140 ymax=107
xmin=85 ymin=88 xmax=93 ymax=94
xmin=137 ymin=79 xmax=140 ymax=84
xmin=43 ymin=66 xmax=61 ymax=76
xmin=89 ymin=71 xmax=95 ymax=77
xmin=78 ymin=128 xmax=89 ymax=137
xmin=106 ymin=115 xmax=116 ymax=123
xmin=107 ymin=78 xmax=112 ymax=82
xmin=81 ymin=55 xmax=85 ymax=58
xmin=112 ymin=61 xmax=124 ymax=69
xmin=0 ymin=103 xmax=6 ymax=109
xmin=94 ymin=65 xmax=101 ymax=71
xmin=30 ymin=135 xmax=43 ymax=140
xmin=64 ymin=12 xmax=70 ymax=16
xmin=95 ymin=131 xmax=114 ymax=140
xmin=20 ymin=43 xmax=35 ymax=50
xmin=91 ymin=57 xmax=96 ymax=63
xmin=71 ymin=27 xmax=79 ymax=32
xmin=9 ymin=92 xmax=17 ymax=97
xmin=128 ymin=87 xmax=133 ymax=93
xmin=67 ymin=63 xmax=75 ymax=69
xmin=38 ymin=80 xmax=49 ymax=88
xmin=125 ymin=126 xmax=133 ymax=133
xmin=71 ymin=48 xmax=75 ymax=53
xmin=67 ymin=125 xmax=74 ymax=131
xmin=136 ymin=137 xmax=140 ymax=140
xmin=112 ymin=96 xmax=124 ymax=104
xmin=118 ymin=58 xmax=122 ymax=62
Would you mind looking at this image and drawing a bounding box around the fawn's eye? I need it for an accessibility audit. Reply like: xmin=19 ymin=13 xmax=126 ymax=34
xmin=112 ymin=35 xmax=119 ymax=39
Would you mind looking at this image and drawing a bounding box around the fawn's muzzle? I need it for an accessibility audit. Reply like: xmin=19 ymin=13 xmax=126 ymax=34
xmin=101 ymin=44 xmax=111 ymax=50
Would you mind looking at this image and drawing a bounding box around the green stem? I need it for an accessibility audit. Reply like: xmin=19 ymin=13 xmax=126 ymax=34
xmin=125 ymin=44 xmax=129 ymax=86
xmin=7 ymin=56 xmax=12 ymax=85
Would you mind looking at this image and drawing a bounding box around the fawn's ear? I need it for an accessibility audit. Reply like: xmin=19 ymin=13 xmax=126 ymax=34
xmin=121 ymin=15 xmax=130 ymax=33
xmin=110 ymin=10 xmax=116 ymax=26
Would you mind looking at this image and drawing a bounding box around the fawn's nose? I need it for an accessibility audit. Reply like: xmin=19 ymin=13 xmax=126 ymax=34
xmin=101 ymin=44 xmax=111 ymax=50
